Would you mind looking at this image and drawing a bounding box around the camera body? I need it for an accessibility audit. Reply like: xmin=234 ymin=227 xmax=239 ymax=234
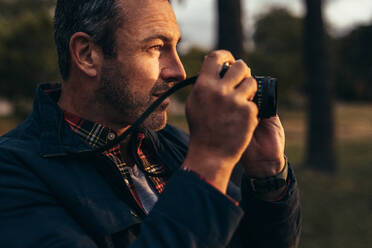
xmin=253 ymin=76 xmax=277 ymax=118
xmin=219 ymin=63 xmax=278 ymax=119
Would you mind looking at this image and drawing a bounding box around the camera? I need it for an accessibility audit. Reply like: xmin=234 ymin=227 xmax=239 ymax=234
xmin=220 ymin=63 xmax=277 ymax=119
xmin=253 ymin=76 xmax=277 ymax=118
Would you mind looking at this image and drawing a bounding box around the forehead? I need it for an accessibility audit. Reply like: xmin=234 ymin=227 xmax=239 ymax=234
xmin=118 ymin=0 xmax=180 ymax=41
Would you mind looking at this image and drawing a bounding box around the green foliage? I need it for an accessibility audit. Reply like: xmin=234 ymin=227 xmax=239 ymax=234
xmin=335 ymin=25 xmax=372 ymax=101
xmin=248 ymin=8 xmax=305 ymax=107
xmin=0 ymin=0 xmax=371 ymax=106
xmin=177 ymin=46 xmax=208 ymax=102
xmin=176 ymin=8 xmax=306 ymax=106
xmin=0 ymin=0 xmax=56 ymax=17
xmin=0 ymin=0 xmax=59 ymax=101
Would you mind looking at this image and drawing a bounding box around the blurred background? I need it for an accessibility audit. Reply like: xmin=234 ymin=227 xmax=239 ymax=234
xmin=0 ymin=0 xmax=371 ymax=247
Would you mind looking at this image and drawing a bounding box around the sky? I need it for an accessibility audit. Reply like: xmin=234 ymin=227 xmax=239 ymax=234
xmin=172 ymin=0 xmax=372 ymax=50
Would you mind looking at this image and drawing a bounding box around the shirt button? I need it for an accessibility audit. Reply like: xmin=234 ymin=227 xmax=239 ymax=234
xmin=130 ymin=210 xmax=138 ymax=217
xmin=107 ymin=132 xmax=116 ymax=141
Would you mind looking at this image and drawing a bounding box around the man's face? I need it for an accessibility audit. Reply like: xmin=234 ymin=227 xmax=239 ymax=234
xmin=95 ymin=0 xmax=186 ymax=131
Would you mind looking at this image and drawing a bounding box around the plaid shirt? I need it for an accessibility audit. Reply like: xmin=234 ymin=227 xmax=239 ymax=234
xmin=64 ymin=111 xmax=169 ymax=211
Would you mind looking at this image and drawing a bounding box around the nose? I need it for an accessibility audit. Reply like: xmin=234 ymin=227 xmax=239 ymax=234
xmin=160 ymin=50 xmax=187 ymax=82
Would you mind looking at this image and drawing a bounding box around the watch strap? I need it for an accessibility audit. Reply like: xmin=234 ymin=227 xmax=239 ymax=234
xmin=247 ymin=158 xmax=289 ymax=194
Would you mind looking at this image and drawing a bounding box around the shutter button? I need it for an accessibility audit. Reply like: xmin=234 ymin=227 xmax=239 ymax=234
xmin=107 ymin=132 xmax=116 ymax=141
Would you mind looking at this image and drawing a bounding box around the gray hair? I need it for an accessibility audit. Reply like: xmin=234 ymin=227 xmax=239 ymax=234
xmin=54 ymin=0 xmax=124 ymax=80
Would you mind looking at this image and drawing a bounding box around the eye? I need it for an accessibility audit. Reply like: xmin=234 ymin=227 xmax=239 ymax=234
xmin=149 ymin=44 xmax=163 ymax=51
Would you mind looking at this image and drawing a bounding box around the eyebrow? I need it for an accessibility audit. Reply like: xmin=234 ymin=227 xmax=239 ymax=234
xmin=142 ymin=34 xmax=182 ymax=45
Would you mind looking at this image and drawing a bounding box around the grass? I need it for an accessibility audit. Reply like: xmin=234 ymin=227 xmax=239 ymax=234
xmin=1 ymin=102 xmax=372 ymax=247
xmin=295 ymin=140 xmax=372 ymax=248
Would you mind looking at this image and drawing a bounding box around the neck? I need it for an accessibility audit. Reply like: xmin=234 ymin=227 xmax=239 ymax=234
xmin=58 ymin=80 xmax=130 ymax=136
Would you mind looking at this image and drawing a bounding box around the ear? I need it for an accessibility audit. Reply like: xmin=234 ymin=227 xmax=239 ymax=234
xmin=69 ymin=32 xmax=103 ymax=78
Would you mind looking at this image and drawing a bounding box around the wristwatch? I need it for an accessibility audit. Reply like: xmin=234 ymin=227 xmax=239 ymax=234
xmin=246 ymin=158 xmax=289 ymax=194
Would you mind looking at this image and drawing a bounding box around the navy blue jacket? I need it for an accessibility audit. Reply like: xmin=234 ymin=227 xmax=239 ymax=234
xmin=0 ymin=84 xmax=301 ymax=247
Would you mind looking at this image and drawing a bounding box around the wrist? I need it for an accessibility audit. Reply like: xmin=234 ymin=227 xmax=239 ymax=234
xmin=243 ymin=156 xmax=286 ymax=178
xmin=244 ymin=157 xmax=289 ymax=200
xmin=182 ymin=152 xmax=235 ymax=194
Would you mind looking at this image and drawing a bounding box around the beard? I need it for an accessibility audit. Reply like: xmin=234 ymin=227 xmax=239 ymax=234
xmin=95 ymin=59 xmax=168 ymax=131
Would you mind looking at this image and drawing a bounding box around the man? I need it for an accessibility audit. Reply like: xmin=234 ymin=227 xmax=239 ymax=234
xmin=0 ymin=0 xmax=301 ymax=247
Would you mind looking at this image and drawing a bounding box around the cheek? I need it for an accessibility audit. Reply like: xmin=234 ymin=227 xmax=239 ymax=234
xmin=129 ymin=58 xmax=160 ymax=92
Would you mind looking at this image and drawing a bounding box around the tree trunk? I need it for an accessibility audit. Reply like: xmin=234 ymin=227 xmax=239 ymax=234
xmin=304 ymin=0 xmax=336 ymax=172
xmin=216 ymin=0 xmax=245 ymax=185
xmin=216 ymin=0 xmax=244 ymax=59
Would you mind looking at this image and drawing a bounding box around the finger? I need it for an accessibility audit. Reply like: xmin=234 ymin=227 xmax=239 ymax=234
xmin=199 ymin=50 xmax=235 ymax=79
xmin=247 ymin=101 xmax=259 ymax=119
xmin=234 ymin=77 xmax=258 ymax=101
xmin=259 ymin=115 xmax=284 ymax=131
xmin=221 ymin=59 xmax=252 ymax=89
xmin=255 ymin=116 xmax=285 ymax=141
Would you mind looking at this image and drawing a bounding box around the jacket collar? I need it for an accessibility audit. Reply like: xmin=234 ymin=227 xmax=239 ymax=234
xmin=34 ymin=83 xmax=185 ymax=172
xmin=34 ymin=83 xmax=93 ymax=157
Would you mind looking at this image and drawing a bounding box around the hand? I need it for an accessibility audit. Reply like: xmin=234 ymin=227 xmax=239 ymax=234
xmin=182 ymin=51 xmax=259 ymax=193
xmin=240 ymin=116 xmax=286 ymax=178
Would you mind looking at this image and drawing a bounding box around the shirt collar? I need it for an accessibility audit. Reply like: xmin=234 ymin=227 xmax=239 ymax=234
xmin=63 ymin=111 xmax=118 ymax=148
xmin=63 ymin=105 xmax=148 ymax=154
xmin=35 ymin=83 xmax=150 ymax=158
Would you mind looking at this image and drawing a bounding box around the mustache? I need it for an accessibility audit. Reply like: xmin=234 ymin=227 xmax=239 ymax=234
xmin=151 ymin=81 xmax=175 ymax=95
